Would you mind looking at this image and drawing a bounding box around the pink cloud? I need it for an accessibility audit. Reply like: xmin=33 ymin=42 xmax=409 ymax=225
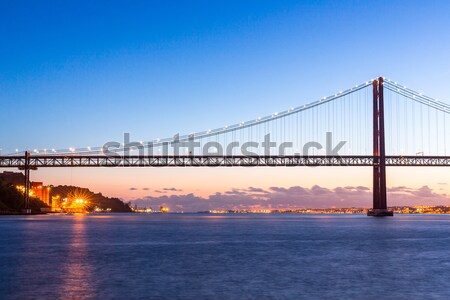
xmin=130 ymin=184 xmax=450 ymax=212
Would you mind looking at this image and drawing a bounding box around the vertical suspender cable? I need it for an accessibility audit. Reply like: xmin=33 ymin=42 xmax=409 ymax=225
xmin=436 ymin=109 xmax=439 ymax=156
xmin=412 ymin=99 xmax=415 ymax=154
xmin=420 ymin=100 xmax=423 ymax=153
xmin=428 ymin=104 xmax=431 ymax=155
xmin=442 ymin=112 xmax=447 ymax=156
xmin=404 ymin=95 xmax=407 ymax=154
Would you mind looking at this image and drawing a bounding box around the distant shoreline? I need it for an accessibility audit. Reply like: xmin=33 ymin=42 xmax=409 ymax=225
xmin=3 ymin=209 xmax=450 ymax=216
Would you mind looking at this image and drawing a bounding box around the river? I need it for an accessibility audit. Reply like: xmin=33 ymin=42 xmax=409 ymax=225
xmin=0 ymin=213 xmax=449 ymax=299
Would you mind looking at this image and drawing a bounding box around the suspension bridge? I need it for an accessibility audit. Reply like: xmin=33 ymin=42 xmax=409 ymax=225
xmin=1 ymin=77 xmax=450 ymax=216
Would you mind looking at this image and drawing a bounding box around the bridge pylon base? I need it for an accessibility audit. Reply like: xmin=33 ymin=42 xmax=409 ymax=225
xmin=367 ymin=209 xmax=393 ymax=217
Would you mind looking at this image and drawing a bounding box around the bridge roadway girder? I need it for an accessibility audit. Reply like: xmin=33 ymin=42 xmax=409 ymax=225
xmin=1 ymin=155 xmax=450 ymax=168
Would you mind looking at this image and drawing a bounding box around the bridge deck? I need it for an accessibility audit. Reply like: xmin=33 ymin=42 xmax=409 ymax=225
xmin=1 ymin=155 xmax=450 ymax=168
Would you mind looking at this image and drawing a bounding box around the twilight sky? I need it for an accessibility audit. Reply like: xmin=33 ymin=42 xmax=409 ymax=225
xmin=1 ymin=1 xmax=450 ymax=210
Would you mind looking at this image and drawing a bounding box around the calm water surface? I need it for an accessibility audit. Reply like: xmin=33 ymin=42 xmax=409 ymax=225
xmin=0 ymin=213 xmax=449 ymax=300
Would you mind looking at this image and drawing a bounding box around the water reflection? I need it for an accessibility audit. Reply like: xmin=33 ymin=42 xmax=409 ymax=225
xmin=58 ymin=215 xmax=96 ymax=300
xmin=2 ymin=214 xmax=450 ymax=299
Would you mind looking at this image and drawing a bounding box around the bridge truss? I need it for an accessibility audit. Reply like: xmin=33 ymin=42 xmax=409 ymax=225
xmin=1 ymin=155 xmax=450 ymax=168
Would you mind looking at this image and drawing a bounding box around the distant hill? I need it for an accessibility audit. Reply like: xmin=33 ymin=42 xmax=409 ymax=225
xmin=50 ymin=185 xmax=132 ymax=212
xmin=0 ymin=178 xmax=49 ymax=213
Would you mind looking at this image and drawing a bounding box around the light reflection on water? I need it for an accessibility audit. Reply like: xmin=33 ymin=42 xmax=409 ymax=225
xmin=58 ymin=216 xmax=96 ymax=300
xmin=0 ymin=213 xmax=449 ymax=300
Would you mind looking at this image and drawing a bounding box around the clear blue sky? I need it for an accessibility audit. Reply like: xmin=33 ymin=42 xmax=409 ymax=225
xmin=1 ymin=0 xmax=450 ymax=154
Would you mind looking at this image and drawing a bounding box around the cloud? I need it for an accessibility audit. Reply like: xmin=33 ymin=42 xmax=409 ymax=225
xmin=162 ymin=187 xmax=183 ymax=192
xmin=129 ymin=184 xmax=450 ymax=212
xmin=388 ymin=185 xmax=437 ymax=197
xmin=311 ymin=185 xmax=330 ymax=195
xmin=356 ymin=186 xmax=370 ymax=191
xmin=388 ymin=186 xmax=412 ymax=193
xmin=132 ymin=185 xmax=369 ymax=211
xmin=410 ymin=186 xmax=438 ymax=198
xmin=245 ymin=187 xmax=269 ymax=194
xmin=344 ymin=186 xmax=370 ymax=191
xmin=130 ymin=187 xmax=152 ymax=191
xmin=225 ymin=189 xmax=248 ymax=195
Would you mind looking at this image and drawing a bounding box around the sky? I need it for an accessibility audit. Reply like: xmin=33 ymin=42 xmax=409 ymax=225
xmin=1 ymin=0 xmax=450 ymax=210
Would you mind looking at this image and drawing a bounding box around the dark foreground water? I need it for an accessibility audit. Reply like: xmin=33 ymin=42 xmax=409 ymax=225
xmin=0 ymin=214 xmax=449 ymax=300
